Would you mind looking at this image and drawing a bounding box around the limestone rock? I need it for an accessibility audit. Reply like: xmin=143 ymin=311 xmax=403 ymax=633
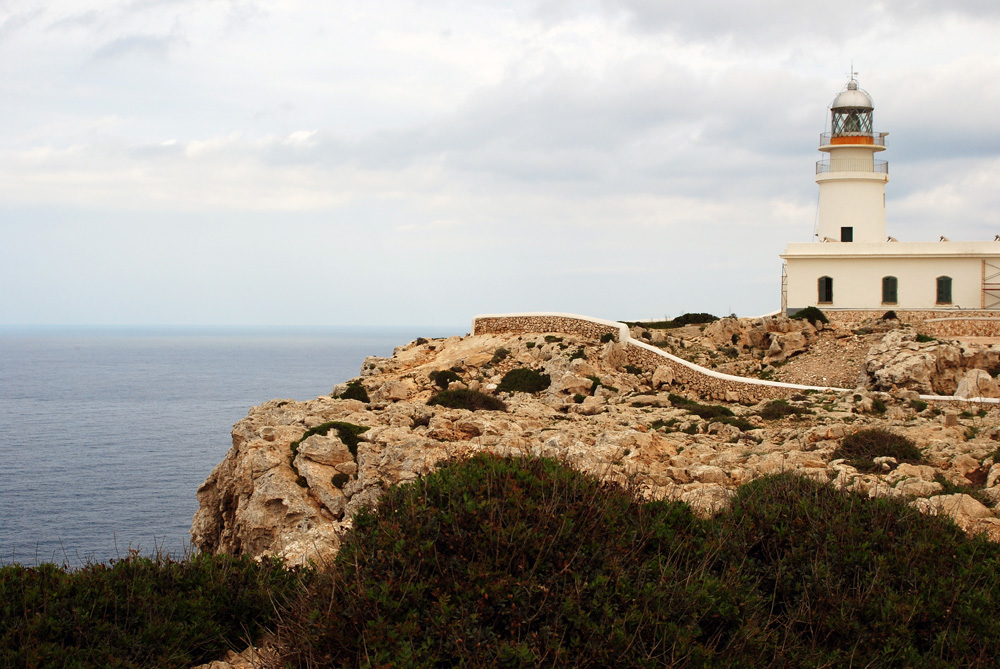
xmin=554 ymin=373 xmax=594 ymax=396
xmin=652 ymin=365 xmax=674 ymax=389
xmin=193 ymin=326 xmax=1000 ymax=574
xmin=955 ymin=369 xmax=1000 ymax=399
xmin=296 ymin=433 xmax=353 ymax=467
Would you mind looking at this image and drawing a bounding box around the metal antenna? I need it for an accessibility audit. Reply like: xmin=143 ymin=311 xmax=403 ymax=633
xmin=846 ymin=61 xmax=858 ymax=83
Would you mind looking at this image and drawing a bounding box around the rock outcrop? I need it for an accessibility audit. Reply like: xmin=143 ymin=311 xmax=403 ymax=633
xmin=864 ymin=329 xmax=1000 ymax=395
xmin=193 ymin=327 xmax=1000 ymax=566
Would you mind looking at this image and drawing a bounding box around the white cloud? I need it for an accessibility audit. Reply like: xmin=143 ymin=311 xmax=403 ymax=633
xmin=1 ymin=1 xmax=1000 ymax=324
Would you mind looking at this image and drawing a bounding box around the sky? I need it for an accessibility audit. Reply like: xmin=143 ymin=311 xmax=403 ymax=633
xmin=2 ymin=1 xmax=1000 ymax=327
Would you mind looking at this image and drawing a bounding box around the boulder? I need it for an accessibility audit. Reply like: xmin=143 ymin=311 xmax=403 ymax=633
xmin=652 ymin=365 xmax=674 ymax=389
xmin=955 ymin=369 xmax=1000 ymax=399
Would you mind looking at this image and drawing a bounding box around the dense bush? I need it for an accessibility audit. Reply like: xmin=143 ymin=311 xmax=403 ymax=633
xmin=721 ymin=473 xmax=1000 ymax=666
xmin=0 ymin=552 xmax=306 ymax=669
xmin=338 ymin=380 xmax=370 ymax=403
xmin=490 ymin=347 xmax=511 ymax=364
xmin=429 ymin=369 xmax=462 ymax=389
xmin=271 ymin=454 xmax=747 ymax=667
xmin=497 ymin=368 xmax=551 ymax=394
xmin=790 ymin=306 xmax=829 ymax=325
xmin=271 ymin=456 xmax=1000 ymax=668
xmin=290 ymin=421 xmax=368 ymax=459
xmin=428 ymin=388 xmax=507 ymax=411
xmin=758 ymin=399 xmax=812 ymax=420
xmin=622 ymin=313 xmax=719 ymax=330
xmin=833 ymin=427 xmax=923 ymax=472
xmin=668 ymin=394 xmax=755 ymax=432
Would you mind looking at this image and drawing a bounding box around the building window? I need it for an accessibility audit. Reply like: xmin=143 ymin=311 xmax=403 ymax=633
xmin=818 ymin=276 xmax=833 ymax=303
xmin=841 ymin=227 xmax=853 ymax=242
xmin=936 ymin=276 xmax=952 ymax=304
xmin=882 ymin=276 xmax=898 ymax=304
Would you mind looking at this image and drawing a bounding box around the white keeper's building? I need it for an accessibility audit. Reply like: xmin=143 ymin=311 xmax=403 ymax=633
xmin=780 ymin=77 xmax=1000 ymax=315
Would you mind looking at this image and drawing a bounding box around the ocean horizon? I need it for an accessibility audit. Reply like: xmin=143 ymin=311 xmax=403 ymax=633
xmin=0 ymin=324 xmax=463 ymax=567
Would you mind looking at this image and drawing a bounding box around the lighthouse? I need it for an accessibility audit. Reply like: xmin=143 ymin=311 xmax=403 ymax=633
xmin=815 ymin=77 xmax=889 ymax=244
xmin=781 ymin=74 xmax=1000 ymax=315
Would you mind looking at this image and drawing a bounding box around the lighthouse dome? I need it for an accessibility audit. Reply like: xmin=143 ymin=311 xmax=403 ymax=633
xmin=831 ymin=79 xmax=873 ymax=110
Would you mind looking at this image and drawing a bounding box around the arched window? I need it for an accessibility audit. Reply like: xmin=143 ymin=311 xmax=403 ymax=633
xmin=936 ymin=276 xmax=952 ymax=304
xmin=818 ymin=276 xmax=833 ymax=304
xmin=882 ymin=276 xmax=898 ymax=304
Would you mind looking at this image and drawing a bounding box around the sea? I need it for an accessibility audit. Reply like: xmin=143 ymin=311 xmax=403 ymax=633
xmin=0 ymin=325 xmax=463 ymax=567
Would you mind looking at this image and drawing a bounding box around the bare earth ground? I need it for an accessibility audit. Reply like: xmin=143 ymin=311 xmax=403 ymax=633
xmin=767 ymin=330 xmax=877 ymax=389
xmin=668 ymin=323 xmax=1000 ymax=392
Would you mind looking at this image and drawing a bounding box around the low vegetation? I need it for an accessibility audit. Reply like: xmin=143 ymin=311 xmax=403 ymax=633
xmin=428 ymin=369 xmax=462 ymax=389
xmin=622 ymin=312 xmax=718 ymax=330
xmin=789 ymin=305 xmax=829 ymax=325
xmin=496 ymin=368 xmax=551 ymax=394
xmin=759 ymin=399 xmax=812 ymax=420
xmin=290 ymin=421 xmax=368 ymax=459
xmin=337 ymin=380 xmax=370 ymax=403
xmin=9 ymin=455 xmax=1000 ymax=667
xmin=833 ymin=427 xmax=923 ymax=472
xmin=428 ymin=388 xmax=507 ymax=412
xmin=270 ymin=455 xmax=1000 ymax=667
xmin=0 ymin=552 xmax=306 ymax=669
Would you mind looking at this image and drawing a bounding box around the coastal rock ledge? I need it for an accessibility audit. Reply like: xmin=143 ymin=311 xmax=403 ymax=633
xmin=192 ymin=329 xmax=1000 ymax=565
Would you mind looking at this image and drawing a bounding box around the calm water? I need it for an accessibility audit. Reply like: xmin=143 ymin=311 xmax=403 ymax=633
xmin=0 ymin=325 xmax=461 ymax=566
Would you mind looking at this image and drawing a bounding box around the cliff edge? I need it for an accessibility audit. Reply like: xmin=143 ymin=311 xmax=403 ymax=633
xmin=192 ymin=321 xmax=1000 ymax=565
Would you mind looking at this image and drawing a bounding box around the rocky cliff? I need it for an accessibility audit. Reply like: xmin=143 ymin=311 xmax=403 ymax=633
xmin=192 ymin=322 xmax=1000 ymax=566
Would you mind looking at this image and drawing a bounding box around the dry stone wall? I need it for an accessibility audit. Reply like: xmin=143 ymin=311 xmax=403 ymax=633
xmin=824 ymin=309 xmax=1000 ymax=337
xmin=472 ymin=312 xmax=848 ymax=404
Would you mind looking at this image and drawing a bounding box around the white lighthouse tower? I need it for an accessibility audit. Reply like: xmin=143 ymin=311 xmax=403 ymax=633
xmin=815 ymin=76 xmax=889 ymax=243
xmin=781 ymin=74 xmax=1000 ymax=315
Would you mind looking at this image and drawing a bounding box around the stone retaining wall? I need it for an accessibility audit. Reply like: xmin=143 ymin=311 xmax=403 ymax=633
xmin=472 ymin=312 xmax=848 ymax=404
xmin=822 ymin=310 xmax=1000 ymax=338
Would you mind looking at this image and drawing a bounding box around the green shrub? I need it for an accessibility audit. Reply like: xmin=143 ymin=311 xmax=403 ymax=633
xmin=671 ymin=312 xmax=719 ymax=327
xmin=909 ymin=399 xmax=929 ymax=412
xmin=290 ymin=421 xmax=369 ymax=459
xmin=272 ymin=454 xmax=743 ymax=666
xmin=833 ymin=427 xmax=923 ymax=472
xmin=573 ymin=393 xmax=586 ymax=404
xmin=273 ymin=457 xmax=1000 ymax=667
xmin=721 ymin=473 xmax=1000 ymax=667
xmin=624 ymin=364 xmax=643 ymax=375
xmin=871 ymin=398 xmax=887 ymax=414
xmin=568 ymin=346 xmax=586 ymax=361
xmin=881 ymin=310 xmax=898 ymax=320
xmin=497 ymin=368 xmax=551 ymax=394
xmin=668 ymin=393 xmax=734 ymax=419
xmin=915 ymin=333 xmax=936 ymax=343
xmin=428 ymin=389 xmax=507 ymax=411
xmin=543 ymin=335 xmax=563 ymax=343
xmin=759 ymin=399 xmax=812 ymax=420
xmin=525 ymin=341 xmax=536 ymax=348
xmin=0 ymin=552 xmax=306 ymax=669
xmin=490 ymin=347 xmax=511 ymax=364
xmin=429 ymin=369 xmax=462 ymax=389
xmin=668 ymin=394 xmax=753 ymax=431
xmin=338 ymin=380 xmax=370 ymax=403
xmin=622 ymin=313 xmax=718 ymax=330
xmin=790 ymin=306 xmax=829 ymax=325
xmin=600 ymin=332 xmax=616 ymax=343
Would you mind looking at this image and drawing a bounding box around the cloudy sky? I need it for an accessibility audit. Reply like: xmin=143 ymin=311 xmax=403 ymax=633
xmin=2 ymin=1 xmax=1000 ymax=327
